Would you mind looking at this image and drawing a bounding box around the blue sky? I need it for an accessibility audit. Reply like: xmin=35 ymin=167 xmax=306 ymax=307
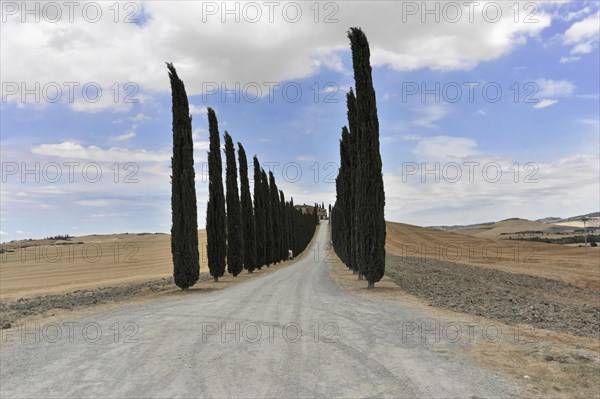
xmin=1 ymin=1 xmax=599 ymax=241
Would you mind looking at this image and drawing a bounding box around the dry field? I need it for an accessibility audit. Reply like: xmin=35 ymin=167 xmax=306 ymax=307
xmin=0 ymin=231 xmax=207 ymax=299
xmin=386 ymin=221 xmax=600 ymax=290
xmin=2 ymin=220 xmax=597 ymax=298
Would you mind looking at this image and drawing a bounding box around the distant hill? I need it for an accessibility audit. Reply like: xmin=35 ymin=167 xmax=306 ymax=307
xmin=433 ymin=212 xmax=599 ymax=231
xmin=535 ymin=217 xmax=562 ymax=223
xmin=547 ymin=212 xmax=600 ymax=223
xmin=430 ymin=212 xmax=600 ymax=237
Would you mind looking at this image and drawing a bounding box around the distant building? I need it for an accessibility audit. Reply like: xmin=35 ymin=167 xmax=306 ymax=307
xmin=294 ymin=204 xmax=328 ymax=220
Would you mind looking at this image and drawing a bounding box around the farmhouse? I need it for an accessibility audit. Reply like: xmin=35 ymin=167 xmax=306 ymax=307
xmin=294 ymin=204 xmax=328 ymax=220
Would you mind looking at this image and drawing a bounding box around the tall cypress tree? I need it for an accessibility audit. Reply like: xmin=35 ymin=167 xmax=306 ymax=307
xmin=290 ymin=197 xmax=299 ymax=256
xmin=253 ymin=157 xmax=266 ymax=269
xmin=238 ymin=143 xmax=257 ymax=273
xmin=167 ymin=63 xmax=199 ymax=290
xmin=346 ymin=89 xmax=360 ymax=276
xmin=269 ymin=171 xmax=281 ymax=263
xmin=206 ymin=108 xmax=226 ymax=282
xmin=224 ymin=132 xmax=243 ymax=276
xmin=348 ymin=27 xmax=386 ymax=288
xmin=339 ymin=126 xmax=352 ymax=269
xmin=262 ymin=169 xmax=273 ymax=266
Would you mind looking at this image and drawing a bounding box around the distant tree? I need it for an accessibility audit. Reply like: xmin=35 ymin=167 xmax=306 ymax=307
xmin=238 ymin=143 xmax=257 ymax=273
xmin=269 ymin=171 xmax=282 ymax=263
xmin=206 ymin=108 xmax=226 ymax=282
xmin=348 ymin=27 xmax=386 ymax=288
xmin=253 ymin=156 xmax=265 ymax=270
xmin=290 ymin=197 xmax=299 ymax=256
xmin=338 ymin=126 xmax=352 ymax=270
xmin=280 ymin=190 xmax=289 ymax=261
xmin=262 ymin=169 xmax=273 ymax=266
xmin=224 ymin=132 xmax=243 ymax=276
xmin=167 ymin=63 xmax=199 ymax=290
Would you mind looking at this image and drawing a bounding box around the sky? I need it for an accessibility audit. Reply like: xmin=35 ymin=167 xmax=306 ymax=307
xmin=1 ymin=0 xmax=599 ymax=241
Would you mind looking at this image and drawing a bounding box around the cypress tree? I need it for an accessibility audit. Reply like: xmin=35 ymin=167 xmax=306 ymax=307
xmin=280 ymin=191 xmax=289 ymax=261
xmin=252 ymin=156 xmax=265 ymax=270
xmin=269 ymin=171 xmax=281 ymax=263
xmin=348 ymin=27 xmax=386 ymax=288
xmin=340 ymin=126 xmax=352 ymax=269
xmin=290 ymin=197 xmax=299 ymax=256
xmin=347 ymin=89 xmax=360 ymax=275
xmin=206 ymin=108 xmax=226 ymax=282
xmin=238 ymin=143 xmax=257 ymax=273
xmin=167 ymin=63 xmax=199 ymax=290
xmin=262 ymin=169 xmax=273 ymax=266
xmin=224 ymin=132 xmax=243 ymax=276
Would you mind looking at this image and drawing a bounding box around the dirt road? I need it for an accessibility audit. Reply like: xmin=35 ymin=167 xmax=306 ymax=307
xmin=0 ymin=221 xmax=519 ymax=398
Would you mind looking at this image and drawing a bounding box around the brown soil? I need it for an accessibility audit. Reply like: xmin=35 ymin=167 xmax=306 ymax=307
xmin=386 ymin=222 xmax=600 ymax=290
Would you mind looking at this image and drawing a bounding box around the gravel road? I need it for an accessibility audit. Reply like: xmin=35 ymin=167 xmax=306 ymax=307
xmin=1 ymin=221 xmax=519 ymax=398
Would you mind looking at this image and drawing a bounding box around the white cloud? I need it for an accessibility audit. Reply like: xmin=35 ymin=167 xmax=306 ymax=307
xmin=533 ymin=79 xmax=575 ymax=109
xmin=313 ymin=53 xmax=348 ymax=74
xmin=192 ymin=127 xmax=207 ymax=140
xmin=31 ymin=141 xmax=170 ymax=162
xmin=563 ymin=11 xmax=599 ymax=55
xmin=534 ymin=99 xmax=558 ymax=109
xmin=1 ymin=2 xmax=553 ymax=111
xmin=536 ymin=79 xmax=576 ymax=98
xmin=384 ymin=153 xmax=600 ymax=226
xmin=16 ymin=230 xmax=31 ymax=235
xmin=559 ymin=56 xmax=581 ymax=63
xmin=189 ymin=105 xmax=209 ymax=115
xmin=411 ymin=103 xmax=450 ymax=128
xmin=477 ymin=109 xmax=487 ymax=116
xmin=130 ymin=113 xmax=152 ymax=122
xmin=563 ymin=11 xmax=600 ymax=44
xmin=571 ymin=41 xmax=594 ymax=54
xmin=561 ymin=7 xmax=593 ymax=22
xmin=193 ymin=141 xmax=210 ymax=152
xmin=0 ymin=231 xmax=7 ymax=235
xmin=413 ymin=136 xmax=478 ymax=161
xmin=109 ymin=126 xmax=137 ymax=142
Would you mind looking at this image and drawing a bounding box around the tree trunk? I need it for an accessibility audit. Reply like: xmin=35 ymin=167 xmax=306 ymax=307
xmin=358 ymin=273 xmax=364 ymax=280
xmin=352 ymin=270 xmax=357 ymax=275
xmin=367 ymin=281 xmax=374 ymax=289
xmin=213 ymin=276 xmax=218 ymax=282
